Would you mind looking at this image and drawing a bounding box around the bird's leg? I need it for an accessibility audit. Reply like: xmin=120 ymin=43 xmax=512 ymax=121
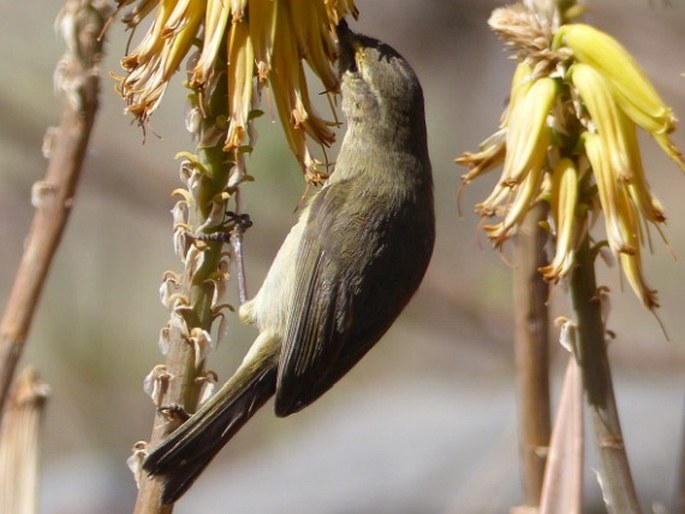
xmin=226 ymin=211 xmax=252 ymax=305
xmin=190 ymin=211 xmax=253 ymax=305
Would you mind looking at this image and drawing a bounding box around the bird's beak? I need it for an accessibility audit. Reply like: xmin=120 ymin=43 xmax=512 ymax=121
xmin=336 ymin=19 xmax=359 ymax=76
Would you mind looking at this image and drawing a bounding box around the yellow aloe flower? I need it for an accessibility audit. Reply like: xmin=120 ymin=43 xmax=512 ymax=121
xmin=571 ymin=61 xmax=669 ymax=246
xmin=455 ymin=129 xmax=506 ymax=187
xmin=474 ymin=75 xmax=554 ymax=245
xmin=555 ymin=23 xmax=675 ymax=135
xmin=226 ymin=20 xmax=254 ymax=152
xmin=482 ymin=148 xmax=547 ymax=247
xmin=617 ymin=111 xmax=666 ymax=225
xmin=555 ymin=22 xmax=685 ymax=171
xmin=457 ymin=7 xmax=681 ymax=312
xmin=501 ymin=76 xmax=556 ymax=187
xmin=539 ymin=158 xmax=580 ymax=282
xmin=500 ymin=61 xmax=534 ymax=128
xmin=586 ymin=136 xmax=658 ymax=309
xmin=582 ymin=132 xmax=633 ymax=254
xmin=570 ymin=64 xmax=630 ymax=174
xmin=583 ymin=131 xmax=658 ymax=309
xmin=115 ymin=0 xmax=359 ymax=180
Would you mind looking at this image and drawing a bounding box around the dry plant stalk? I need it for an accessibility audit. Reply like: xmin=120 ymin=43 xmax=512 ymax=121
xmin=0 ymin=0 xmax=109 ymax=414
xmin=539 ymin=356 xmax=583 ymax=514
xmin=513 ymin=202 xmax=551 ymax=507
xmin=0 ymin=367 xmax=50 ymax=514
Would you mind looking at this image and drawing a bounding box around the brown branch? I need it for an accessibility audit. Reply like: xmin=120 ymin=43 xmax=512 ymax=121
xmin=0 ymin=0 xmax=108 ymax=415
xmin=513 ymin=202 xmax=551 ymax=508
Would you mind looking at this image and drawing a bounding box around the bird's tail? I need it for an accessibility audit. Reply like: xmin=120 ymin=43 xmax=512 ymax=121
xmin=143 ymin=337 xmax=279 ymax=504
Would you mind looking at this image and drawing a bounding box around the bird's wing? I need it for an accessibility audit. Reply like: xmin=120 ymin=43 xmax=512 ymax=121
xmin=275 ymin=180 xmax=371 ymax=416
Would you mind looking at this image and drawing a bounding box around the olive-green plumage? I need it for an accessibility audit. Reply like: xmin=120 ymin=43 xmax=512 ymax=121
xmin=144 ymin=21 xmax=435 ymax=504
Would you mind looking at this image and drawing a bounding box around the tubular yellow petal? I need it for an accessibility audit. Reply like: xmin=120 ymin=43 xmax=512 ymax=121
xmin=163 ymin=0 xmax=194 ymax=35
xmin=615 ymin=189 xmax=659 ymax=309
xmin=583 ymin=133 xmax=659 ymax=308
xmin=125 ymin=0 xmax=176 ymax=68
xmin=613 ymin=88 xmax=676 ymax=136
xmin=291 ymin=1 xmax=338 ymax=91
xmin=501 ymin=76 xmax=556 ymax=186
xmin=225 ymin=20 xmax=255 ymax=152
xmin=163 ymin=0 xmax=204 ymax=81
xmin=573 ymin=63 xmax=669 ymax=228
xmin=557 ymin=23 xmax=675 ymax=134
xmin=190 ymin=0 xmax=231 ymax=87
xmin=267 ymin=0 xmax=336 ymax=173
xmin=249 ymin=0 xmax=278 ymax=84
xmin=540 ymin=158 xmax=579 ymax=281
xmin=296 ymin=62 xmax=336 ymax=145
xmin=616 ymin=183 xmax=661 ymax=311
xmin=618 ymin=252 xmax=659 ymax=309
xmin=484 ymin=144 xmax=547 ymax=247
xmin=616 ymin=109 xmax=667 ymax=223
xmin=456 ymin=129 xmax=507 ymax=184
xmin=583 ymin=132 xmax=633 ymax=255
xmin=570 ymin=63 xmax=632 ymax=176
xmin=269 ymin=2 xmax=308 ymax=162
xmin=500 ymin=61 xmax=533 ymax=128
xmin=475 ymin=181 xmax=512 ymax=218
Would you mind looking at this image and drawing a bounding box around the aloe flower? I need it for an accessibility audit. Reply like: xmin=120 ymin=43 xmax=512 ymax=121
xmin=457 ymin=8 xmax=684 ymax=310
xmin=115 ymin=0 xmax=358 ymax=182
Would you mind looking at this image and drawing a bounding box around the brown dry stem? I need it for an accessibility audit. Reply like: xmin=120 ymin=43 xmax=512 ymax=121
xmin=513 ymin=202 xmax=551 ymax=508
xmin=539 ymin=356 xmax=583 ymax=514
xmin=0 ymin=0 xmax=108 ymax=415
xmin=0 ymin=367 xmax=50 ymax=514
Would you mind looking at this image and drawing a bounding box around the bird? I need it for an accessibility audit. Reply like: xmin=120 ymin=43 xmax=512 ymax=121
xmin=143 ymin=19 xmax=435 ymax=504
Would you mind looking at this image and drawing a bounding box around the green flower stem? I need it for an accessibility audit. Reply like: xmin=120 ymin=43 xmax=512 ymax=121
xmin=513 ymin=202 xmax=551 ymax=507
xmin=570 ymin=236 xmax=641 ymax=514
xmin=134 ymin=65 xmax=236 ymax=513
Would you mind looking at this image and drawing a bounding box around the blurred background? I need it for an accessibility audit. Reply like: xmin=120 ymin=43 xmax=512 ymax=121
xmin=1 ymin=1 xmax=684 ymax=512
